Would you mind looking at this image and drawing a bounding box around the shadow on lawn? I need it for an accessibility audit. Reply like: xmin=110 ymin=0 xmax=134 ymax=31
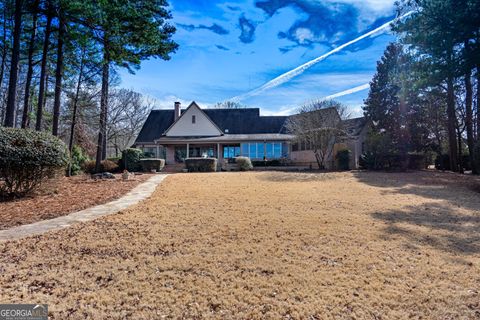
xmin=256 ymin=171 xmax=339 ymax=182
xmin=353 ymin=170 xmax=480 ymax=212
xmin=354 ymin=171 xmax=480 ymax=255
xmin=372 ymin=202 xmax=480 ymax=255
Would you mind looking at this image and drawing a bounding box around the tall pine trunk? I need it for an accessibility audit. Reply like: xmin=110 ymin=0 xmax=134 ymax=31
xmin=446 ymin=76 xmax=459 ymax=172
xmin=35 ymin=9 xmax=52 ymax=131
xmin=67 ymin=47 xmax=86 ymax=177
xmin=21 ymin=0 xmax=39 ymax=128
xmin=465 ymin=68 xmax=476 ymax=173
xmin=0 ymin=5 xmax=9 ymax=106
xmin=3 ymin=0 xmax=23 ymax=127
xmin=52 ymin=11 xmax=65 ymax=136
xmin=477 ymin=66 xmax=480 ymax=141
xmin=95 ymin=43 xmax=110 ymax=173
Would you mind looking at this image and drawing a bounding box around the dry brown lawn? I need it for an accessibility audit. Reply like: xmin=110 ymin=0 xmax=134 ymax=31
xmin=0 ymin=171 xmax=479 ymax=319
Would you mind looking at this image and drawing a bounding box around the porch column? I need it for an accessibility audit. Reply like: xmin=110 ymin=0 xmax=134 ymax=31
xmin=186 ymin=143 xmax=189 ymax=159
xmin=156 ymin=145 xmax=160 ymax=158
xmin=217 ymin=143 xmax=220 ymax=159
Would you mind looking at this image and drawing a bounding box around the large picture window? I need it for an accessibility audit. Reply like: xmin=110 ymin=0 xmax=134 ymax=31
xmin=240 ymin=142 xmax=286 ymax=159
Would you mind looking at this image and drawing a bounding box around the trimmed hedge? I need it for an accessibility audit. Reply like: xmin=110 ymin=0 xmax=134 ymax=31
xmin=235 ymin=156 xmax=253 ymax=171
xmin=0 ymin=127 xmax=68 ymax=199
xmin=121 ymin=148 xmax=143 ymax=172
xmin=185 ymin=157 xmax=217 ymax=172
xmin=140 ymin=158 xmax=165 ymax=172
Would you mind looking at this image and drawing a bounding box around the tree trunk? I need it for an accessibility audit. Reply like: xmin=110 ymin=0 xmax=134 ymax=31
xmin=446 ymin=76 xmax=459 ymax=172
xmin=21 ymin=0 xmax=39 ymax=128
xmin=67 ymin=47 xmax=86 ymax=177
xmin=3 ymin=0 xmax=23 ymax=127
xmin=35 ymin=9 xmax=52 ymax=131
xmin=95 ymin=44 xmax=110 ymax=173
xmin=52 ymin=11 xmax=65 ymax=136
xmin=0 ymin=5 xmax=9 ymax=105
xmin=477 ymin=66 xmax=480 ymax=141
xmin=465 ymin=69 xmax=476 ymax=173
xmin=456 ymin=123 xmax=464 ymax=174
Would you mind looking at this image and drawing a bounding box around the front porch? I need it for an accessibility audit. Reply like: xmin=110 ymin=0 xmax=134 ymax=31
xmin=164 ymin=143 xmax=239 ymax=165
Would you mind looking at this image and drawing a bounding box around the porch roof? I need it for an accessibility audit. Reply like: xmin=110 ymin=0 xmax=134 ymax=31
xmin=154 ymin=133 xmax=294 ymax=144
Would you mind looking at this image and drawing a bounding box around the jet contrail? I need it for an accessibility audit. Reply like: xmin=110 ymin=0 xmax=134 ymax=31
xmin=280 ymin=82 xmax=370 ymax=115
xmin=230 ymin=11 xmax=413 ymax=102
xmin=322 ymin=83 xmax=370 ymax=100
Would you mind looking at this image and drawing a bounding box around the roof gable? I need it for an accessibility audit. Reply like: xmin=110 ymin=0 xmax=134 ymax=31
xmin=164 ymin=102 xmax=223 ymax=137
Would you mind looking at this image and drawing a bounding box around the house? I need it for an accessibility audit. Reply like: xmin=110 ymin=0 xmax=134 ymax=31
xmin=133 ymin=101 xmax=368 ymax=170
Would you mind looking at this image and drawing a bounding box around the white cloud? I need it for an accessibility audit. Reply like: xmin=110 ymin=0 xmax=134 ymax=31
xmin=322 ymin=0 xmax=396 ymax=14
xmin=295 ymin=28 xmax=315 ymax=43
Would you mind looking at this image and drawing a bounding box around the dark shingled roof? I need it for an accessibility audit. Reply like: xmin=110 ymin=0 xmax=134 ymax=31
xmin=342 ymin=117 xmax=367 ymax=136
xmin=135 ymin=108 xmax=289 ymax=144
xmin=135 ymin=110 xmax=175 ymax=143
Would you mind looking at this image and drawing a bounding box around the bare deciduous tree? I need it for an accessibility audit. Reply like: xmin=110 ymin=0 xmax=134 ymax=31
xmin=106 ymin=88 xmax=150 ymax=157
xmin=286 ymin=100 xmax=348 ymax=169
xmin=213 ymin=101 xmax=246 ymax=109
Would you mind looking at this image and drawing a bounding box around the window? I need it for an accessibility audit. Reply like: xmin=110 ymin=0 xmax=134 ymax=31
xmin=240 ymin=142 xmax=286 ymax=160
xmin=274 ymin=143 xmax=282 ymax=158
xmin=223 ymin=145 xmax=240 ymax=159
xmin=192 ymin=115 xmax=196 ymax=124
xmin=141 ymin=147 xmax=156 ymax=158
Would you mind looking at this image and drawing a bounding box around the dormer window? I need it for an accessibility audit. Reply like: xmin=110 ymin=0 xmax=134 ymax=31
xmin=192 ymin=115 xmax=196 ymax=124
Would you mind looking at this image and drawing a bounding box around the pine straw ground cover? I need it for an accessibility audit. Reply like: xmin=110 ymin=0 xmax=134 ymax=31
xmin=0 ymin=171 xmax=479 ymax=319
xmin=0 ymin=174 xmax=151 ymax=230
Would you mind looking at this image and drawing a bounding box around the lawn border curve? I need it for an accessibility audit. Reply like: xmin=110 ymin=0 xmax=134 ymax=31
xmin=0 ymin=174 xmax=168 ymax=242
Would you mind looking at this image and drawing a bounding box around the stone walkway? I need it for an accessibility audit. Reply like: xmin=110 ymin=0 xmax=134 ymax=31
xmin=0 ymin=174 xmax=168 ymax=242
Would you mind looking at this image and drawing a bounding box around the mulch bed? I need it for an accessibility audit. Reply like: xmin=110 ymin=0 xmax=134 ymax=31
xmin=0 ymin=174 xmax=151 ymax=230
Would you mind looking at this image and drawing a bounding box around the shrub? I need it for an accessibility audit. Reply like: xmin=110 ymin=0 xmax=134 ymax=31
xmin=251 ymin=159 xmax=281 ymax=167
xmin=185 ymin=157 xmax=217 ymax=172
xmin=82 ymin=160 xmax=118 ymax=174
xmin=407 ymin=153 xmax=426 ymax=170
xmin=235 ymin=156 xmax=253 ymax=171
xmin=336 ymin=149 xmax=350 ymax=171
xmin=107 ymin=157 xmax=121 ymax=164
xmin=0 ymin=127 xmax=68 ymax=199
xmin=435 ymin=154 xmax=450 ymax=170
xmin=140 ymin=158 xmax=165 ymax=172
xmin=434 ymin=153 xmax=474 ymax=171
xmin=120 ymin=148 xmax=143 ymax=172
xmin=69 ymin=145 xmax=89 ymax=176
xmin=474 ymin=142 xmax=480 ymax=173
xmin=82 ymin=160 xmax=95 ymax=174
xmin=101 ymin=160 xmax=119 ymax=172
xmin=359 ymin=151 xmax=377 ymax=170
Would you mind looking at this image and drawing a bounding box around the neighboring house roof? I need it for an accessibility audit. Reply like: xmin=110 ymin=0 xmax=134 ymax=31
xmin=342 ymin=117 xmax=367 ymax=137
xmin=135 ymin=105 xmax=289 ymax=144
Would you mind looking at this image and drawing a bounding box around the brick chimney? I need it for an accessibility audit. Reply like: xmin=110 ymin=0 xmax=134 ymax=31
xmin=174 ymin=102 xmax=181 ymax=121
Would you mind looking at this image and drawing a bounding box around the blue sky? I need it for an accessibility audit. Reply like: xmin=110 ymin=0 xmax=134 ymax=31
xmin=119 ymin=0 xmax=398 ymax=116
